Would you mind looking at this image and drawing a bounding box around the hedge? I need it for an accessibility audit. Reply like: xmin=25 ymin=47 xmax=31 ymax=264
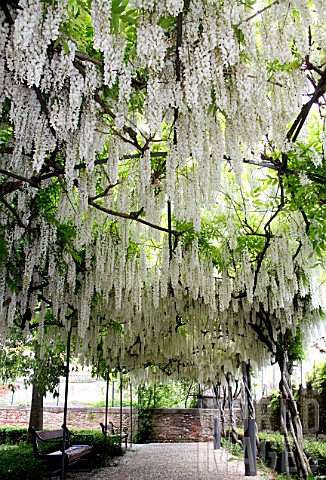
xmin=0 ymin=444 xmax=45 ymax=480
xmin=0 ymin=427 xmax=28 ymax=445
xmin=0 ymin=427 xmax=124 ymax=480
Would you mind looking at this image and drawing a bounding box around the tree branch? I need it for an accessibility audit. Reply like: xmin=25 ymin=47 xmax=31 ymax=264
xmin=0 ymin=196 xmax=27 ymax=228
xmin=287 ymin=67 xmax=326 ymax=142
xmin=88 ymin=182 xmax=120 ymax=201
xmin=88 ymin=198 xmax=182 ymax=238
xmin=33 ymin=86 xmax=56 ymax=138
xmin=235 ymin=0 xmax=279 ymax=28
xmin=0 ymin=169 xmax=39 ymax=188
xmin=75 ymin=51 xmax=103 ymax=66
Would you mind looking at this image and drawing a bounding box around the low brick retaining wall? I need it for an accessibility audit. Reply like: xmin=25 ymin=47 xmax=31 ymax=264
xmin=2 ymin=400 xmax=322 ymax=439
xmin=148 ymin=408 xmax=216 ymax=442
xmin=0 ymin=406 xmax=228 ymax=442
xmin=0 ymin=406 xmax=137 ymax=433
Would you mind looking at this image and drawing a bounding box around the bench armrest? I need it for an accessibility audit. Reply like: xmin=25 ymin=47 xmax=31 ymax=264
xmin=110 ymin=423 xmax=128 ymax=434
xmin=100 ymin=422 xmax=128 ymax=436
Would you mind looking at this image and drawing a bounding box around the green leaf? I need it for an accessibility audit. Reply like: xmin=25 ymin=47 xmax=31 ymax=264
xmin=63 ymin=41 xmax=70 ymax=55
xmin=53 ymin=37 xmax=61 ymax=48
xmin=120 ymin=14 xmax=137 ymax=24
xmin=114 ymin=6 xmax=125 ymax=14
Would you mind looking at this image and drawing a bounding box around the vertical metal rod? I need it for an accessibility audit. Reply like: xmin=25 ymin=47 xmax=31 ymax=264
xmin=301 ymin=361 xmax=303 ymax=387
xmin=213 ymin=417 xmax=218 ymax=449
xmin=137 ymin=386 xmax=140 ymax=439
xmin=130 ymin=381 xmax=133 ymax=448
xmin=175 ymin=12 xmax=183 ymax=82
xmin=244 ymin=419 xmax=257 ymax=476
xmin=227 ymin=380 xmax=232 ymax=454
xmin=61 ymin=328 xmax=71 ymax=480
xmin=217 ymin=398 xmax=221 ymax=448
xmin=214 ymin=395 xmax=221 ymax=450
xmin=104 ymin=369 xmax=110 ymax=451
xmin=112 ymin=381 xmax=115 ymax=407
xmin=120 ymin=372 xmax=123 ymax=450
xmin=168 ymin=200 xmax=172 ymax=260
xmin=198 ymin=382 xmax=204 ymax=469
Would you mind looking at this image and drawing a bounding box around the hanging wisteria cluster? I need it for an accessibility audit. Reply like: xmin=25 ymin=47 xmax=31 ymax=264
xmin=0 ymin=0 xmax=326 ymax=381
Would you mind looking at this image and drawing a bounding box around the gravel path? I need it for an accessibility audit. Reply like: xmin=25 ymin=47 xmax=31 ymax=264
xmin=68 ymin=443 xmax=270 ymax=480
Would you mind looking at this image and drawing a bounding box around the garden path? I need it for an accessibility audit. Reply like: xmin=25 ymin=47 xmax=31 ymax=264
xmin=68 ymin=442 xmax=272 ymax=480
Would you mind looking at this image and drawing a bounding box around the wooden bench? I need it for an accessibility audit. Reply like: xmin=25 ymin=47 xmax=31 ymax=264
xmin=100 ymin=421 xmax=129 ymax=448
xmin=29 ymin=426 xmax=93 ymax=479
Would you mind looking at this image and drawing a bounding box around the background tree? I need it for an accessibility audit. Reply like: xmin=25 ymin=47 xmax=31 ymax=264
xmin=0 ymin=325 xmax=66 ymax=431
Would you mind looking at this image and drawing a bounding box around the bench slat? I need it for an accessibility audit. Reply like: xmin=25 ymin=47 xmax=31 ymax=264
xmin=66 ymin=446 xmax=92 ymax=461
xmin=35 ymin=429 xmax=64 ymax=441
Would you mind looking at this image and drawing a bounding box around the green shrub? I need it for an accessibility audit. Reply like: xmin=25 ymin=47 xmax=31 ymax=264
xmin=258 ymin=431 xmax=285 ymax=454
xmin=258 ymin=432 xmax=324 ymax=476
xmin=0 ymin=426 xmax=123 ymax=479
xmin=304 ymin=440 xmax=326 ymax=475
xmin=220 ymin=436 xmax=243 ymax=457
xmin=0 ymin=444 xmax=45 ymax=480
xmin=258 ymin=431 xmax=286 ymax=472
xmin=0 ymin=427 xmax=28 ymax=445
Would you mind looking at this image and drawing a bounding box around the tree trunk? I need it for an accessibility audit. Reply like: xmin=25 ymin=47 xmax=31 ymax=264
xmin=218 ymin=385 xmax=227 ymax=438
xmin=226 ymin=373 xmax=242 ymax=446
xmin=277 ymin=352 xmax=311 ymax=478
xmin=184 ymin=381 xmax=194 ymax=408
xmin=241 ymin=361 xmax=260 ymax=452
xmin=27 ymin=383 xmax=43 ymax=441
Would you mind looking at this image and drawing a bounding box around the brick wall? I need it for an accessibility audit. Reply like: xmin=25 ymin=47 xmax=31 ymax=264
xmin=147 ymin=408 xmax=216 ymax=442
xmin=0 ymin=406 xmax=137 ymax=434
xmin=0 ymin=406 xmax=30 ymax=426
xmin=0 ymin=406 xmax=229 ymax=442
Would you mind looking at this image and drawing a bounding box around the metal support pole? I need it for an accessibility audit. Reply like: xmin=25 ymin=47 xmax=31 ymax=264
xmin=61 ymin=329 xmax=71 ymax=480
xmin=137 ymin=385 xmax=140 ymax=437
xmin=167 ymin=201 xmax=172 ymax=260
xmin=227 ymin=380 xmax=232 ymax=454
xmin=119 ymin=372 xmax=123 ymax=451
xmin=112 ymin=381 xmax=115 ymax=407
xmin=104 ymin=369 xmax=109 ymax=452
xmin=244 ymin=419 xmax=257 ymax=476
xmin=214 ymin=398 xmax=221 ymax=449
xmin=130 ymin=382 xmax=133 ymax=448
